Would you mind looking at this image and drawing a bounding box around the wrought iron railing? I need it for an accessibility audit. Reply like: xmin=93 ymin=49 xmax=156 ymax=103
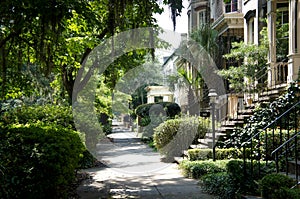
xmin=271 ymin=131 xmax=300 ymax=183
xmin=242 ymin=101 xmax=300 ymax=182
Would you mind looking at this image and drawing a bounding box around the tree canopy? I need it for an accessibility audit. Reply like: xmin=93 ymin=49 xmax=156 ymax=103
xmin=0 ymin=0 xmax=184 ymax=103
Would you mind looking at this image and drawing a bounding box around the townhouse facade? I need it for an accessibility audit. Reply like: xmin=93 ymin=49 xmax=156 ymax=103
xmin=184 ymin=0 xmax=300 ymax=119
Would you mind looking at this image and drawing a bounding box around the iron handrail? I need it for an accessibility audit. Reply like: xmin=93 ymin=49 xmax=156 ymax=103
xmin=242 ymin=101 xmax=300 ymax=146
xmin=271 ymin=131 xmax=300 ymax=157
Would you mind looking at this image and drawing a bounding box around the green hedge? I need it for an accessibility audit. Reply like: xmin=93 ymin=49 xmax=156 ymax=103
xmin=226 ymin=159 xmax=276 ymax=196
xmin=181 ymin=159 xmax=277 ymax=198
xmin=153 ymin=116 xmax=209 ymax=159
xmin=259 ymin=173 xmax=299 ymax=199
xmin=187 ymin=148 xmax=252 ymax=161
xmin=200 ymin=172 xmax=235 ymax=199
xmin=179 ymin=160 xmax=228 ymax=179
xmin=0 ymin=104 xmax=100 ymax=198
xmin=135 ymin=102 xmax=181 ymax=127
xmin=135 ymin=102 xmax=181 ymax=138
xmin=0 ymin=123 xmax=85 ymax=199
xmin=0 ymin=104 xmax=74 ymax=129
xmin=0 ymin=104 xmax=100 ymax=164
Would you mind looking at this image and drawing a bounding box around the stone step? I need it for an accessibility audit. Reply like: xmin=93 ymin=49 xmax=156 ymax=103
xmin=228 ymin=115 xmax=250 ymax=122
xmin=241 ymin=195 xmax=262 ymax=199
xmin=183 ymin=150 xmax=188 ymax=156
xmin=238 ymin=108 xmax=253 ymax=116
xmin=198 ymin=137 xmax=222 ymax=143
xmin=221 ymin=120 xmax=244 ymax=127
xmin=203 ymin=131 xmax=226 ymax=137
xmin=217 ymin=126 xmax=235 ymax=132
xmin=255 ymin=84 xmax=287 ymax=102
xmin=174 ymin=156 xmax=184 ymax=164
xmin=197 ymin=141 xmax=213 ymax=148
xmin=189 ymin=144 xmax=209 ymax=149
xmin=288 ymin=160 xmax=300 ymax=175
xmin=253 ymin=95 xmax=270 ymax=103
xmin=260 ymin=88 xmax=281 ymax=97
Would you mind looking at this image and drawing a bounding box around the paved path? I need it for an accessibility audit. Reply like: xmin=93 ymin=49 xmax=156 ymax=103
xmin=76 ymin=126 xmax=214 ymax=199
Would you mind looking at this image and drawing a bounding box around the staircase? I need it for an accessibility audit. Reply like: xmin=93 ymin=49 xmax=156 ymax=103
xmin=175 ymin=84 xmax=292 ymax=163
xmin=190 ymin=83 xmax=288 ymax=150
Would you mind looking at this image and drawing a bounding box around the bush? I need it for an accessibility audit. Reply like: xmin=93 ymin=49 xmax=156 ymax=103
xmin=0 ymin=104 xmax=74 ymax=129
xmin=0 ymin=123 xmax=85 ymax=199
xmin=187 ymin=148 xmax=252 ymax=161
xmin=179 ymin=160 xmax=228 ymax=179
xmin=187 ymin=148 xmax=213 ymax=161
xmin=200 ymin=172 xmax=236 ymax=199
xmin=0 ymin=104 xmax=99 ymax=167
xmin=259 ymin=173 xmax=297 ymax=199
xmin=135 ymin=102 xmax=181 ymax=138
xmin=226 ymin=159 xmax=276 ymax=196
xmin=153 ymin=116 xmax=209 ymax=159
xmin=198 ymin=159 xmax=278 ymax=198
xmin=78 ymin=150 xmax=99 ymax=169
xmin=277 ymin=188 xmax=300 ymax=199
xmin=135 ymin=102 xmax=181 ymax=122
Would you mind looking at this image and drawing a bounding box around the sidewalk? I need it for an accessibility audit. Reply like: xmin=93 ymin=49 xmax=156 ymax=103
xmin=76 ymin=126 xmax=214 ymax=199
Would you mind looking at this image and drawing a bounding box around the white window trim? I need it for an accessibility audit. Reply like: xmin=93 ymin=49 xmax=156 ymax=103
xmin=197 ymin=10 xmax=206 ymax=27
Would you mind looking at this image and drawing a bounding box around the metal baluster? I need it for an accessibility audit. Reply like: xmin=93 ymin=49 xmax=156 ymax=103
xmin=285 ymin=114 xmax=289 ymax=175
xmin=257 ymin=133 xmax=261 ymax=177
xmin=295 ymin=135 xmax=298 ymax=183
xmin=265 ymin=128 xmax=268 ymax=163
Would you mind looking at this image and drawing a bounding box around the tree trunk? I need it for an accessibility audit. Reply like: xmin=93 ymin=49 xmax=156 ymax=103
xmin=1 ymin=46 xmax=6 ymax=98
xmin=62 ymin=64 xmax=75 ymax=104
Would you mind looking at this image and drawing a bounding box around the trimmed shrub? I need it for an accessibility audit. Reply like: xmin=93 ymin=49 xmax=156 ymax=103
xmin=259 ymin=173 xmax=297 ymax=199
xmin=200 ymin=172 xmax=236 ymax=199
xmin=153 ymin=116 xmax=210 ymax=158
xmin=226 ymin=159 xmax=276 ymax=196
xmin=135 ymin=102 xmax=181 ymax=122
xmin=135 ymin=102 xmax=181 ymax=138
xmin=179 ymin=160 xmax=228 ymax=179
xmin=187 ymin=148 xmax=252 ymax=161
xmin=0 ymin=123 xmax=85 ymax=199
xmin=187 ymin=148 xmax=213 ymax=161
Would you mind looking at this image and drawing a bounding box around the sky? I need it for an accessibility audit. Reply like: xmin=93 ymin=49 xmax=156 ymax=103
xmin=154 ymin=0 xmax=189 ymax=33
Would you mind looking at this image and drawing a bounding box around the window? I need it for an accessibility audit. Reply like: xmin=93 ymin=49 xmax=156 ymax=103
xmin=277 ymin=6 xmax=288 ymax=25
xmin=276 ymin=4 xmax=289 ymax=61
xmin=198 ymin=10 xmax=206 ymax=27
xmin=225 ymin=0 xmax=238 ymax=13
xmin=188 ymin=11 xmax=191 ymax=33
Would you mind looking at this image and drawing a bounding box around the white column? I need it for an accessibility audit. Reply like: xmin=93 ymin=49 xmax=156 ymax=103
xmin=288 ymin=0 xmax=300 ymax=83
xmin=163 ymin=95 xmax=169 ymax=102
xmin=267 ymin=0 xmax=277 ymax=87
xmin=148 ymin=95 xmax=155 ymax=103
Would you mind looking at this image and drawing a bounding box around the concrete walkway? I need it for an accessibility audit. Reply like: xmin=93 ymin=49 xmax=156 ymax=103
xmin=76 ymin=126 xmax=214 ymax=199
